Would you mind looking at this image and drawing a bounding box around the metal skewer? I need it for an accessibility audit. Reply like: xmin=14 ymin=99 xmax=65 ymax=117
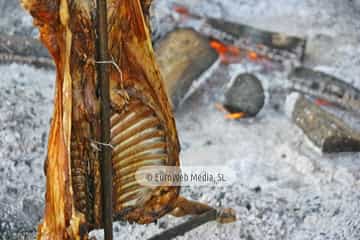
xmin=96 ymin=0 xmax=113 ymax=239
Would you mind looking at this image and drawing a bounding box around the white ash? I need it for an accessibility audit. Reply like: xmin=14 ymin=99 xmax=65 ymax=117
xmin=0 ymin=1 xmax=37 ymax=37
xmin=154 ymin=0 xmax=360 ymax=89
xmin=0 ymin=64 xmax=53 ymax=238
xmin=180 ymin=59 xmax=221 ymax=107
xmin=1 ymin=0 xmax=360 ymax=240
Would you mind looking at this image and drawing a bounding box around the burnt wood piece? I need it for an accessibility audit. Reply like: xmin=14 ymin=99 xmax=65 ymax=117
xmin=172 ymin=5 xmax=305 ymax=63
xmin=224 ymin=73 xmax=265 ymax=117
xmin=195 ymin=16 xmax=306 ymax=64
xmin=155 ymin=28 xmax=218 ymax=108
xmin=288 ymin=67 xmax=360 ymax=113
xmin=206 ymin=17 xmax=305 ymax=52
xmin=286 ymin=93 xmax=360 ymax=153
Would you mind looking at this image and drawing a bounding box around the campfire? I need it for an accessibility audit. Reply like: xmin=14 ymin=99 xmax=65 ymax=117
xmin=1 ymin=0 xmax=360 ymax=240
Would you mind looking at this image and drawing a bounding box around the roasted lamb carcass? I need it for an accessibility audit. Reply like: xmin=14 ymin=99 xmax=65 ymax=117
xmin=21 ymin=0 xmax=235 ymax=239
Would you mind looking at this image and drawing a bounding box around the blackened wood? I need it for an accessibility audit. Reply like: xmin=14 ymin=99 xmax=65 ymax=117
xmin=288 ymin=67 xmax=360 ymax=114
xmin=287 ymin=93 xmax=360 ymax=153
xmin=224 ymin=73 xmax=265 ymax=117
xmin=206 ymin=17 xmax=305 ymax=53
xmin=191 ymin=15 xmax=306 ymax=63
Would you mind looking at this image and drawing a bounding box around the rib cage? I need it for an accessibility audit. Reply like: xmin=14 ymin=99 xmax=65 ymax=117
xmin=22 ymin=0 xmax=181 ymax=236
xmin=111 ymin=98 xmax=169 ymax=212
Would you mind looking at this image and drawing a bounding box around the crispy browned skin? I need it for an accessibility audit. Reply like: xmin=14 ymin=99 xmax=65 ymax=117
xmin=107 ymin=0 xmax=180 ymax=224
xmin=21 ymin=0 xmax=234 ymax=239
xmin=22 ymin=0 xmax=179 ymax=238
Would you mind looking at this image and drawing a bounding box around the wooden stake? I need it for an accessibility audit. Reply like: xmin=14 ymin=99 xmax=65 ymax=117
xmin=96 ymin=0 xmax=113 ymax=239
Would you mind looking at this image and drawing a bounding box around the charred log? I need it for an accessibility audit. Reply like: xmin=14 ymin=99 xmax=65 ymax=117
xmin=288 ymin=67 xmax=360 ymax=114
xmin=155 ymin=28 xmax=218 ymax=108
xmin=286 ymin=93 xmax=360 ymax=153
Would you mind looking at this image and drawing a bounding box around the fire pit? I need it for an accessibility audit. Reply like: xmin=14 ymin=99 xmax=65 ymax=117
xmin=1 ymin=0 xmax=360 ymax=239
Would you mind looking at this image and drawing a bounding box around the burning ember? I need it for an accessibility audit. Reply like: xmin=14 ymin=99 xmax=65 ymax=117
xmin=173 ymin=4 xmax=266 ymax=66
xmin=173 ymin=5 xmax=190 ymax=16
xmin=215 ymin=103 xmax=246 ymax=120
xmin=314 ymin=98 xmax=333 ymax=106
xmin=210 ymin=40 xmax=264 ymax=64
xmin=171 ymin=3 xmax=305 ymax=68
xmin=210 ymin=40 xmax=241 ymax=64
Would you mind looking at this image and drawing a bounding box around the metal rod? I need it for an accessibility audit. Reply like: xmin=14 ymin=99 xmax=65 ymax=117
xmin=96 ymin=0 xmax=113 ymax=239
xmin=147 ymin=209 xmax=218 ymax=240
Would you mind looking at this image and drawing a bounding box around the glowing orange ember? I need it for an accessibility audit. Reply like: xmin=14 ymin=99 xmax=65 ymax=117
xmin=215 ymin=103 xmax=246 ymax=120
xmin=209 ymin=40 xmax=265 ymax=64
xmin=225 ymin=112 xmax=246 ymax=120
xmin=314 ymin=98 xmax=332 ymax=106
xmin=247 ymin=51 xmax=258 ymax=61
xmin=227 ymin=45 xmax=241 ymax=55
xmin=210 ymin=40 xmax=228 ymax=54
xmin=173 ymin=5 xmax=190 ymax=16
xmin=210 ymin=40 xmax=242 ymax=64
xmin=172 ymin=4 xmax=266 ymax=66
